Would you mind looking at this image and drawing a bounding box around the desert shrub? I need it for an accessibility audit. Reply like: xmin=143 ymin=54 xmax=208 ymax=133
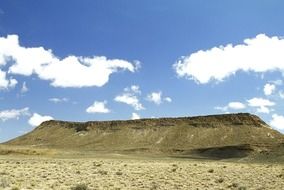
xmin=215 ymin=178 xmax=224 ymax=183
xmin=71 ymin=183 xmax=88 ymax=190
xmin=98 ymin=170 xmax=108 ymax=175
xmin=150 ymin=182 xmax=159 ymax=190
xmin=115 ymin=171 xmax=123 ymax=175
xmin=0 ymin=178 xmax=9 ymax=188
xmin=208 ymin=169 xmax=214 ymax=173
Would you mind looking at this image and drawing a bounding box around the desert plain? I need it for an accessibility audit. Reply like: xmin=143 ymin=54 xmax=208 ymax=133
xmin=0 ymin=152 xmax=283 ymax=190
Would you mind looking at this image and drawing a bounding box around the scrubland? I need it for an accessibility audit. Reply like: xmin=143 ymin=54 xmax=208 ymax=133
xmin=0 ymin=154 xmax=283 ymax=190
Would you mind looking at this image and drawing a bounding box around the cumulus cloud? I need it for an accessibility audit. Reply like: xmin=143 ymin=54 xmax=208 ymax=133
xmin=28 ymin=113 xmax=53 ymax=127
xmin=20 ymin=82 xmax=28 ymax=93
xmin=147 ymin=91 xmax=162 ymax=105
xmin=0 ymin=107 xmax=29 ymax=121
xmin=279 ymin=91 xmax=284 ymax=99
xmin=146 ymin=91 xmax=172 ymax=105
xmin=228 ymin=102 xmax=246 ymax=110
xmin=131 ymin=112 xmax=140 ymax=120
xmin=263 ymin=83 xmax=276 ymax=96
xmin=124 ymin=85 xmax=141 ymax=94
xmin=115 ymin=94 xmax=144 ymax=110
xmin=215 ymin=101 xmax=246 ymax=112
xmin=247 ymin=97 xmax=275 ymax=114
xmin=174 ymin=34 xmax=284 ymax=84
xmin=0 ymin=70 xmax=17 ymax=90
xmin=270 ymin=79 xmax=282 ymax=86
xmin=270 ymin=114 xmax=284 ymax=131
xmin=86 ymin=101 xmax=110 ymax=113
xmin=0 ymin=34 xmax=139 ymax=88
xmin=114 ymin=85 xmax=144 ymax=110
xmin=164 ymin=97 xmax=172 ymax=103
xmin=49 ymin=97 xmax=69 ymax=103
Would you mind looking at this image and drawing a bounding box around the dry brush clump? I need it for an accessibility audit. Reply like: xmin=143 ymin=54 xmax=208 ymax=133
xmin=71 ymin=183 xmax=89 ymax=190
xmin=0 ymin=178 xmax=9 ymax=188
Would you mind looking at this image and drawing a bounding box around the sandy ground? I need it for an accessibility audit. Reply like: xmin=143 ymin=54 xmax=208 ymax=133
xmin=0 ymin=155 xmax=283 ymax=190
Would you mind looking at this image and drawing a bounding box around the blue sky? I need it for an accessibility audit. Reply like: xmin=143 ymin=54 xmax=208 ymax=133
xmin=1 ymin=0 xmax=284 ymax=142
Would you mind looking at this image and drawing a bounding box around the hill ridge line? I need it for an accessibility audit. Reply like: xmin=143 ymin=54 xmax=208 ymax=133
xmin=40 ymin=112 xmax=262 ymax=125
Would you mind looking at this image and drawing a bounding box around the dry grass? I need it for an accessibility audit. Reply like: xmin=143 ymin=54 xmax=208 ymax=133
xmin=0 ymin=155 xmax=283 ymax=190
xmin=0 ymin=145 xmax=56 ymax=156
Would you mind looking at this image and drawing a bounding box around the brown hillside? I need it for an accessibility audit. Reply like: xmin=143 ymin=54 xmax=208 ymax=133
xmin=5 ymin=113 xmax=284 ymax=159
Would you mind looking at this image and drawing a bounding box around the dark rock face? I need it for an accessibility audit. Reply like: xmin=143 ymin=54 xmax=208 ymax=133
xmin=4 ymin=113 xmax=284 ymax=159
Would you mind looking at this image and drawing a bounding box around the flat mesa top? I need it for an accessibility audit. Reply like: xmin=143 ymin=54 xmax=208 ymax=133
xmin=39 ymin=113 xmax=268 ymax=129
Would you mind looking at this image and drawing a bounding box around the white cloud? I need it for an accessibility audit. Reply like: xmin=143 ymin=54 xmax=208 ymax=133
xmin=114 ymin=85 xmax=144 ymax=111
xmin=263 ymin=83 xmax=276 ymax=96
xmin=0 ymin=107 xmax=29 ymax=121
xmin=247 ymin=97 xmax=275 ymax=107
xmin=270 ymin=114 xmax=284 ymax=131
xmin=131 ymin=112 xmax=140 ymax=120
xmin=215 ymin=101 xmax=246 ymax=112
xmin=147 ymin=91 xmax=162 ymax=105
xmin=228 ymin=102 xmax=246 ymax=109
xmin=34 ymin=56 xmax=138 ymax=88
xmin=124 ymin=85 xmax=141 ymax=94
xmin=279 ymin=91 xmax=284 ymax=99
xmin=115 ymin=94 xmax=144 ymax=110
xmin=28 ymin=113 xmax=53 ymax=127
xmin=49 ymin=97 xmax=69 ymax=103
xmin=270 ymin=79 xmax=282 ymax=86
xmin=133 ymin=60 xmax=142 ymax=71
xmin=0 ymin=34 xmax=139 ymax=88
xmin=146 ymin=91 xmax=172 ymax=105
xmin=214 ymin=106 xmax=228 ymax=112
xmin=256 ymin=106 xmax=271 ymax=114
xmin=174 ymin=34 xmax=284 ymax=84
xmin=0 ymin=70 xmax=17 ymax=90
xmin=164 ymin=97 xmax=172 ymax=103
xmin=86 ymin=101 xmax=110 ymax=113
xmin=247 ymin=97 xmax=275 ymax=114
xmin=20 ymin=82 xmax=28 ymax=93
